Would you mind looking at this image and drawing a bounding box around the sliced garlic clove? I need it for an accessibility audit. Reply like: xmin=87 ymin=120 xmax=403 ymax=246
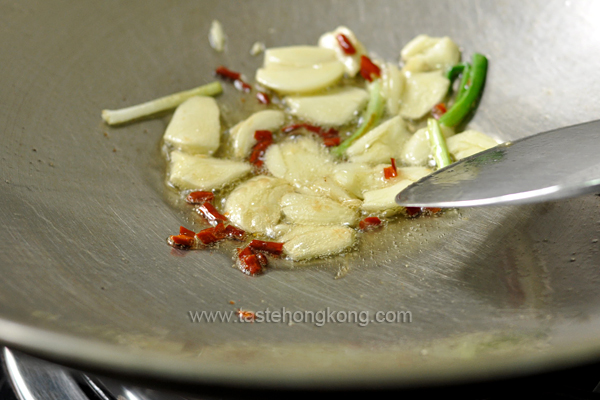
xmin=280 ymin=225 xmax=355 ymax=261
xmin=381 ymin=63 xmax=405 ymax=115
xmin=229 ymin=110 xmax=285 ymax=158
xmin=168 ymin=151 xmax=251 ymax=191
xmin=256 ymin=61 xmax=345 ymax=94
xmin=346 ymin=116 xmax=411 ymax=165
xmin=398 ymin=71 xmax=450 ymax=120
xmin=224 ymin=176 xmax=293 ymax=234
xmin=397 ymin=166 xmax=433 ymax=182
xmin=163 ymin=96 xmax=221 ymax=155
xmin=296 ymin=177 xmax=358 ymax=205
xmin=446 ymin=130 xmax=499 ymax=160
xmin=332 ymin=162 xmax=389 ymax=199
xmin=264 ymin=46 xmax=337 ymax=68
xmin=348 ymin=143 xmax=395 ymax=165
xmin=280 ymin=192 xmax=359 ymax=226
xmin=264 ymin=137 xmax=335 ymax=185
xmin=284 ymin=86 xmax=368 ymax=126
xmin=361 ymin=179 xmax=414 ymax=215
xmin=263 ymin=144 xmax=287 ymax=179
xmin=400 ymin=128 xmax=430 ymax=166
xmin=318 ymin=26 xmax=367 ymax=77
xmin=400 ymin=35 xmax=460 ymax=73
xmin=400 ymin=125 xmax=455 ymax=166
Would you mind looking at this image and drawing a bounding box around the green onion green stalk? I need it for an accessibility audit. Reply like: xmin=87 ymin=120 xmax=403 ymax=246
xmin=331 ymin=79 xmax=384 ymax=157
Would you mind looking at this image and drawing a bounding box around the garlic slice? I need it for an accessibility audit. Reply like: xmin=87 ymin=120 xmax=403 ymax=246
xmin=280 ymin=193 xmax=359 ymax=226
xmin=280 ymin=225 xmax=355 ymax=261
xmin=318 ymin=26 xmax=367 ymax=77
xmin=400 ymin=125 xmax=454 ymax=166
xmin=168 ymin=151 xmax=251 ymax=191
xmin=400 ymin=35 xmax=460 ymax=73
xmin=381 ymin=63 xmax=405 ymax=115
xmin=346 ymin=116 xmax=411 ymax=165
xmin=264 ymin=46 xmax=337 ymax=68
xmin=361 ymin=179 xmax=414 ymax=215
xmin=256 ymin=60 xmax=345 ymax=95
xmin=332 ymin=162 xmax=390 ymax=199
xmin=163 ymin=96 xmax=220 ymax=155
xmin=284 ymin=87 xmax=368 ymax=126
xmin=224 ymin=176 xmax=293 ymax=234
xmin=264 ymin=137 xmax=335 ymax=185
xmin=398 ymin=70 xmax=450 ymax=120
xmin=209 ymin=20 xmax=226 ymax=52
xmin=229 ymin=110 xmax=285 ymax=158
xmin=296 ymin=177 xmax=359 ymax=206
xmin=397 ymin=166 xmax=433 ymax=182
xmin=446 ymin=130 xmax=499 ymax=160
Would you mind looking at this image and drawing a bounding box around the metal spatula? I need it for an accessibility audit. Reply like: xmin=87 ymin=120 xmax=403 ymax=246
xmin=396 ymin=120 xmax=600 ymax=208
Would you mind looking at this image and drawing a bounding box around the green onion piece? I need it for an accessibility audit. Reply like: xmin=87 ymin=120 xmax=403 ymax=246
xmin=454 ymin=62 xmax=471 ymax=103
xmin=446 ymin=63 xmax=466 ymax=83
xmin=331 ymin=79 xmax=384 ymax=157
xmin=439 ymin=53 xmax=487 ymax=127
xmin=427 ymin=118 xmax=452 ymax=169
xmin=102 ymin=81 xmax=223 ymax=125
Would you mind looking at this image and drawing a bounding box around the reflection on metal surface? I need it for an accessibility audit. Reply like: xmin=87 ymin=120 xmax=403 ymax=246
xmin=3 ymin=348 xmax=88 ymax=400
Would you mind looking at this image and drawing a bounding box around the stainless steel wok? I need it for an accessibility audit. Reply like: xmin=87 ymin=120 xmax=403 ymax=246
xmin=1 ymin=0 xmax=600 ymax=390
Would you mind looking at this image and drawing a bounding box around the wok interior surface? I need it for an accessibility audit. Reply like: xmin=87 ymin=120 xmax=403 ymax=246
xmin=1 ymin=0 xmax=600 ymax=389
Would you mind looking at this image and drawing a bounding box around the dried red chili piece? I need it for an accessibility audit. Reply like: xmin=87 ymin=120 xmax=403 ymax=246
xmin=249 ymin=139 xmax=273 ymax=165
xmin=282 ymin=123 xmax=321 ymax=135
xmin=281 ymin=123 xmax=304 ymax=134
xmin=196 ymin=229 xmax=219 ymax=245
xmin=360 ymin=55 xmax=381 ymax=82
xmin=195 ymin=223 xmax=224 ymax=245
xmin=212 ymin=222 xmax=226 ymax=238
xmin=359 ymin=216 xmax=382 ymax=231
xmin=256 ymin=91 xmax=270 ymax=105
xmin=224 ymin=225 xmax=246 ymax=241
xmin=238 ymin=246 xmax=254 ymax=258
xmin=322 ymin=136 xmax=341 ymax=147
xmin=197 ymin=202 xmax=227 ymax=225
xmin=336 ymin=33 xmax=356 ymax=55
xmin=432 ymin=103 xmax=447 ymax=120
xmin=384 ymin=158 xmax=398 ymax=179
xmin=321 ymin=127 xmax=340 ymax=138
xmin=239 ymin=254 xmax=263 ymax=275
xmin=255 ymin=252 xmax=268 ymax=268
xmin=282 ymin=123 xmax=340 ymax=146
xmin=215 ymin=66 xmax=241 ymax=81
xmin=179 ymin=226 xmax=196 ymax=237
xmin=234 ymin=79 xmax=252 ymax=92
xmin=405 ymin=207 xmax=442 ymax=218
xmin=167 ymin=234 xmax=195 ymax=249
xmin=254 ymin=130 xmax=273 ymax=142
xmin=405 ymin=207 xmax=422 ymax=217
xmin=186 ymin=191 xmax=214 ymax=204
xmin=383 ymin=167 xmax=396 ymax=179
xmin=248 ymin=240 xmax=284 ymax=255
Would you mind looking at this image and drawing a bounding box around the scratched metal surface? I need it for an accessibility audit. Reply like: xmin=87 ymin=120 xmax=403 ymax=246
xmin=1 ymin=0 xmax=600 ymax=390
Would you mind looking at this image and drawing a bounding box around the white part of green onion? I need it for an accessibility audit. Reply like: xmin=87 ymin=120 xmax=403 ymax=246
xmin=101 ymin=81 xmax=223 ymax=125
xmin=427 ymin=118 xmax=452 ymax=169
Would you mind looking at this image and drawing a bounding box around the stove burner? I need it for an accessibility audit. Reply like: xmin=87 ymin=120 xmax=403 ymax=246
xmin=3 ymin=347 xmax=600 ymax=399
